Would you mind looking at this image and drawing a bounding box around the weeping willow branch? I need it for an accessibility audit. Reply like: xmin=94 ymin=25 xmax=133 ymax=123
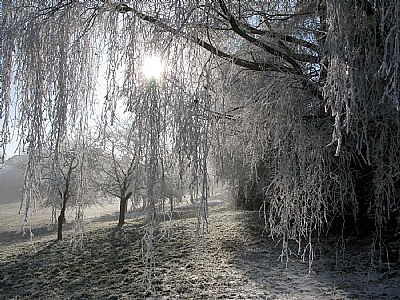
xmin=2 ymin=0 xmax=399 ymax=269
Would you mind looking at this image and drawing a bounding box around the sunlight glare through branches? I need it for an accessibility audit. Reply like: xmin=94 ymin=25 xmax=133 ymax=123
xmin=142 ymin=55 xmax=164 ymax=80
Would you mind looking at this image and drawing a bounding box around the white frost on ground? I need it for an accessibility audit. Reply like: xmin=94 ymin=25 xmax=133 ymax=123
xmin=0 ymin=192 xmax=399 ymax=299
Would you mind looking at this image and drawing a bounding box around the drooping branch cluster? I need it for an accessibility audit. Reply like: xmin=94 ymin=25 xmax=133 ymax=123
xmin=211 ymin=0 xmax=400 ymax=261
xmin=1 ymin=0 xmax=399 ymax=268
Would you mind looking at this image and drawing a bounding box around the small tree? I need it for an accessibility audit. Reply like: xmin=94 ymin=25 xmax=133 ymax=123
xmin=108 ymin=144 xmax=136 ymax=228
xmin=90 ymin=122 xmax=139 ymax=228
xmin=40 ymin=139 xmax=94 ymax=241
xmin=55 ymin=153 xmax=77 ymax=240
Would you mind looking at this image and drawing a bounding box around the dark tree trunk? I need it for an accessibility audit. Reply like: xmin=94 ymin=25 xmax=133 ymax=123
xmin=57 ymin=195 xmax=68 ymax=241
xmin=169 ymin=196 xmax=173 ymax=213
xmin=118 ymin=191 xmax=132 ymax=228
xmin=161 ymin=196 xmax=165 ymax=213
xmin=118 ymin=197 xmax=128 ymax=228
xmin=190 ymin=192 xmax=195 ymax=204
xmin=57 ymin=208 xmax=65 ymax=241
xmin=352 ymin=162 xmax=375 ymax=237
xmin=236 ymin=160 xmax=270 ymax=211
xmin=56 ymin=160 xmax=75 ymax=241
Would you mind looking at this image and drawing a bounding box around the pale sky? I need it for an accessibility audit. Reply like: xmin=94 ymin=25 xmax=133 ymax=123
xmin=1 ymin=52 xmax=164 ymax=160
xmin=2 ymin=139 xmax=21 ymax=160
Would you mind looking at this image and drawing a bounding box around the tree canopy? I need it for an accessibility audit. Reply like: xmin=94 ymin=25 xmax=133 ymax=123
xmin=1 ymin=0 xmax=399 ymax=260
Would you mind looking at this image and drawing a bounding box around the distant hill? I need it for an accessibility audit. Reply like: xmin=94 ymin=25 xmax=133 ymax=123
xmin=5 ymin=154 xmax=28 ymax=168
xmin=0 ymin=155 xmax=26 ymax=204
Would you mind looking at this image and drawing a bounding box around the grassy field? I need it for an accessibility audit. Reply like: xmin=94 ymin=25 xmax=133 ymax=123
xmin=1 ymin=195 xmax=400 ymax=299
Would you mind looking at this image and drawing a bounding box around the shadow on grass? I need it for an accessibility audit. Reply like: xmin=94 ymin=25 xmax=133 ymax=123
xmin=217 ymin=210 xmax=400 ymax=299
xmin=6 ymin=203 xmax=398 ymax=299
xmin=0 ymin=223 xmax=68 ymax=246
xmin=0 ymin=214 xmax=198 ymax=299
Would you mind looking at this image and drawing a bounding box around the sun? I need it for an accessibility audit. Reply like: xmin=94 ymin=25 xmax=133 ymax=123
xmin=142 ymin=55 xmax=164 ymax=80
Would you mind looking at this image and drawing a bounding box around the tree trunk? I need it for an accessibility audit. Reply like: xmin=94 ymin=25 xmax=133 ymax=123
xmin=118 ymin=191 xmax=132 ymax=228
xmin=190 ymin=192 xmax=195 ymax=204
xmin=118 ymin=197 xmax=128 ymax=228
xmin=57 ymin=193 xmax=69 ymax=241
xmin=57 ymin=207 xmax=66 ymax=241
xmin=169 ymin=196 xmax=173 ymax=213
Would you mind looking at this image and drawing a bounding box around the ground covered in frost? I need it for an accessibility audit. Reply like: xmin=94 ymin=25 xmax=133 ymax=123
xmin=1 ymin=201 xmax=400 ymax=299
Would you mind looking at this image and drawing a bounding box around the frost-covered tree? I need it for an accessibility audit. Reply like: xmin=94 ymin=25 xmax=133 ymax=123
xmin=208 ymin=0 xmax=400 ymax=258
xmin=54 ymin=149 xmax=77 ymax=241
xmin=208 ymin=1 xmax=400 ymax=259
xmin=38 ymin=137 xmax=94 ymax=241
xmin=89 ymin=120 xmax=140 ymax=228
xmin=1 ymin=0 xmax=399 ymax=263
